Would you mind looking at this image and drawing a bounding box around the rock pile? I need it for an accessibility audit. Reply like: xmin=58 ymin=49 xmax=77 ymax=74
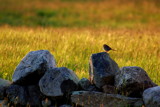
xmin=0 ymin=50 xmax=158 ymax=107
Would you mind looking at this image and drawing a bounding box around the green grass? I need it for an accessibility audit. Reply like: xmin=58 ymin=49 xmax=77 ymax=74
xmin=0 ymin=0 xmax=160 ymax=28
xmin=0 ymin=27 xmax=159 ymax=85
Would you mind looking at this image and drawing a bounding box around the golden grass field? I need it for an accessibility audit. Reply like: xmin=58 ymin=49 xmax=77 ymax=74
xmin=0 ymin=27 xmax=160 ymax=84
xmin=0 ymin=0 xmax=160 ymax=84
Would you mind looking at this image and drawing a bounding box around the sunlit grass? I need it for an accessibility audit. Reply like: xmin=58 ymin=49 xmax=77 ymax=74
xmin=0 ymin=27 xmax=159 ymax=85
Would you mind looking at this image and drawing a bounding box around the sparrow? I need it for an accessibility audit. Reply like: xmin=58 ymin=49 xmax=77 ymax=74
xmin=103 ymin=44 xmax=115 ymax=52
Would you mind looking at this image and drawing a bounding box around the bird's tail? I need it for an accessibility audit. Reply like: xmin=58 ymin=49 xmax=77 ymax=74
xmin=112 ymin=49 xmax=116 ymax=51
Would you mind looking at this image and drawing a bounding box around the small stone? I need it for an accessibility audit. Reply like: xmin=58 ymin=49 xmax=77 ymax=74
xmin=78 ymin=78 xmax=91 ymax=90
xmin=59 ymin=104 xmax=72 ymax=107
xmin=78 ymin=78 xmax=99 ymax=91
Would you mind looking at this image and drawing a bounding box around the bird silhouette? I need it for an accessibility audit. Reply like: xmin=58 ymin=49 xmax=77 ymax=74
xmin=103 ymin=44 xmax=115 ymax=52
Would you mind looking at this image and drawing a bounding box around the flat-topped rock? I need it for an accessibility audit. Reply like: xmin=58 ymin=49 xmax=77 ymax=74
xmin=71 ymin=91 xmax=143 ymax=107
xmin=89 ymin=52 xmax=119 ymax=88
xmin=12 ymin=50 xmax=56 ymax=85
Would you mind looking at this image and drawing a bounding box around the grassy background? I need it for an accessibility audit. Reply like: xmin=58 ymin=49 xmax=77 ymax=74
xmin=0 ymin=27 xmax=160 ymax=84
xmin=0 ymin=0 xmax=160 ymax=84
xmin=0 ymin=0 xmax=160 ymax=28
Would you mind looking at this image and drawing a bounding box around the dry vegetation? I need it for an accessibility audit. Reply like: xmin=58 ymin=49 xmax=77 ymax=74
xmin=0 ymin=27 xmax=159 ymax=84
xmin=0 ymin=0 xmax=160 ymax=84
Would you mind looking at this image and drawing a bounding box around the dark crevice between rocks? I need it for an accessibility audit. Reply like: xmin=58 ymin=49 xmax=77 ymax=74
xmin=13 ymin=61 xmax=47 ymax=85
xmin=13 ymin=71 xmax=44 ymax=85
xmin=0 ymin=86 xmax=10 ymax=100
xmin=49 ymin=95 xmax=72 ymax=107
xmin=13 ymin=70 xmax=46 ymax=86
xmin=59 ymin=79 xmax=79 ymax=106
xmin=102 ymin=75 xmax=115 ymax=85
xmin=6 ymin=85 xmax=44 ymax=107
xmin=60 ymin=79 xmax=78 ymax=93
xmin=118 ymin=82 xmax=154 ymax=98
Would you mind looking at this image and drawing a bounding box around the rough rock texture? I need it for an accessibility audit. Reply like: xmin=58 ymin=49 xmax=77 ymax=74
xmin=79 ymin=78 xmax=91 ymax=90
xmin=115 ymin=66 xmax=157 ymax=97
xmin=143 ymin=86 xmax=160 ymax=107
xmin=71 ymin=91 xmax=143 ymax=107
xmin=39 ymin=67 xmax=79 ymax=97
xmin=102 ymin=85 xmax=117 ymax=94
xmin=0 ymin=78 xmax=11 ymax=99
xmin=6 ymin=84 xmax=43 ymax=106
xmin=89 ymin=52 xmax=119 ymax=88
xmin=78 ymin=78 xmax=98 ymax=91
xmin=12 ymin=50 xmax=56 ymax=85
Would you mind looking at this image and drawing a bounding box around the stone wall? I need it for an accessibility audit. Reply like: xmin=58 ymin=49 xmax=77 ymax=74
xmin=0 ymin=50 xmax=158 ymax=107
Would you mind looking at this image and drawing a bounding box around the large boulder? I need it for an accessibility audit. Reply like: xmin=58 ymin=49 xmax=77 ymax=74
xmin=39 ymin=67 xmax=79 ymax=97
xmin=0 ymin=78 xmax=11 ymax=99
xmin=12 ymin=50 xmax=56 ymax=85
xmin=115 ymin=66 xmax=157 ymax=97
xmin=6 ymin=84 xmax=43 ymax=106
xmin=89 ymin=52 xmax=119 ymax=88
xmin=71 ymin=91 xmax=143 ymax=107
xmin=143 ymin=86 xmax=160 ymax=107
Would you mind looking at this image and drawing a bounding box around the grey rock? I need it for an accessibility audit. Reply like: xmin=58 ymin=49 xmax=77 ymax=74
xmin=143 ymin=86 xmax=160 ymax=107
xmin=86 ymin=85 xmax=99 ymax=91
xmin=59 ymin=104 xmax=72 ymax=107
xmin=6 ymin=84 xmax=42 ymax=106
xmin=71 ymin=91 xmax=143 ymax=107
xmin=78 ymin=78 xmax=91 ymax=89
xmin=0 ymin=78 xmax=11 ymax=99
xmin=39 ymin=67 xmax=79 ymax=97
xmin=0 ymin=78 xmax=11 ymax=86
xmin=12 ymin=50 xmax=56 ymax=85
xmin=78 ymin=78 xmax=99 ymax=91
xmin=115 ymin=66 xmax=157 ymax=97
xmin=89 ymin=52 xmax=119 ymax=88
